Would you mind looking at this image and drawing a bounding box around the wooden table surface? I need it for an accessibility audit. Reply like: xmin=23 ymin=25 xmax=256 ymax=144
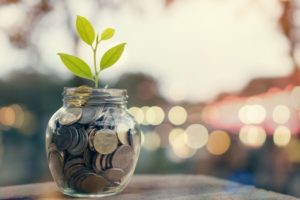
xmin=0 ymin=175 xmax=298 ymax=200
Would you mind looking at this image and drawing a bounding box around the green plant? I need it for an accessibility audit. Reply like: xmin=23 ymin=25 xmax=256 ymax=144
xmin=58 ymin=15 xmax=126 ymax=88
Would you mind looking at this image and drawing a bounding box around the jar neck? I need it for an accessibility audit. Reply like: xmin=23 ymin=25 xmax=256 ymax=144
xmin=62 ymin=87 xmax=128 ymax=108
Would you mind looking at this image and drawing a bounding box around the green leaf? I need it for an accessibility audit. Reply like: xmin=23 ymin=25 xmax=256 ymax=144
xmin=100 ymin=43 xmax=126 ymax=70
xmin=101 ymin=28 xmax=115 ymax=40
xmin=58 ymin=53 xmax=93 ymax=80
xmin=76 ymin=15 xmax=95 ymax=45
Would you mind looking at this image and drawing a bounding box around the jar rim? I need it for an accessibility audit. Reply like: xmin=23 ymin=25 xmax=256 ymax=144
xmin=64 ymin=87 xmax=127 ymax=95
xmin=63 ymin=87 xmax=128 ymax=107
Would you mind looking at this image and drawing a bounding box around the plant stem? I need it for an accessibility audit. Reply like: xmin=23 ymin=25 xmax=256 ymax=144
xmin=92 ymin=37 xmax=100 ymax=88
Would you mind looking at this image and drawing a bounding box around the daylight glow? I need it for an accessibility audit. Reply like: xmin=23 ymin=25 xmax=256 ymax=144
xmin=0 ymin=0 xmax=292 ymax=102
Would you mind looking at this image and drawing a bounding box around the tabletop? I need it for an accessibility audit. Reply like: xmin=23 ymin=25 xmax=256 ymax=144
xmin=0 ymin=175 xmax=298 ymax=200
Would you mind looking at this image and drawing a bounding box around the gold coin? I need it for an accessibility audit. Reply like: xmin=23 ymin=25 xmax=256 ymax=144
xmin=80 ymin=174 xmax=107 ymax=193
xmin=68 ymin=99 xmax=87 ymax=107
xmin=59 ymin=108 xmax=82 ymax=125
xmin=103 ymin=168 xmax=125 ymax=184
xmin=75 ymin=85 xmax=92 ymax=93
xmin=93 ymin=129 xmax=118 ymax=155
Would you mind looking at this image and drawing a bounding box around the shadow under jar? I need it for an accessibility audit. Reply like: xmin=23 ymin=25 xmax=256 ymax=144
xmin=46 ymin=87 xmax=141 ymax=198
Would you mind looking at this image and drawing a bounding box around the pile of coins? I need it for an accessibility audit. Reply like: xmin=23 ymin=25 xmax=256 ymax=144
xmin=47 ymin=105 xmax=138 ymax=194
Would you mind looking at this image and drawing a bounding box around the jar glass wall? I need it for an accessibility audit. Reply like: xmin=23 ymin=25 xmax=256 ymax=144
xmin=45 ymin=87 xmax=141 ymax=197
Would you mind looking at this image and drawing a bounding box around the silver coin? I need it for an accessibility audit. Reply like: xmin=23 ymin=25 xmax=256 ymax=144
xmin=106 ymin=153 xmax=113 ymax=169
xmin=59 ymin=108 xmax=82 ymax=125
xmin=83 ymin=148 xmax=93 ymax=169
xmin=67 ymin=127 xmax=80 ymax=150
xmin=92 ymin=153 xmax=102 ymax=173
xmin=48 ymin=150 xmax=64 ymax=187
xmin=68 ymin=128 xmax=88 ymax=155
xmin=64 ymin=158 xmax=85 ymax=174
xmin=79 ymin=173 xmax=107 ymax=193
xmin=54 ymin=126 xmax=73 ymax=151
xmin=69 ymin=168 xmax=90 ymax=190
xmin=103 ymin=168 xmax=125 ymax=184
xmin=78 ymin=107 xmax=99 ymax=124
xmin=88 ymin=128 xmax=97 ymax=151
xmin=101 ymin=154 xmax=108 ymax=171
xmin=111 ymin=145 xmax=134 ymax=172
xmin=116 ymin=123 xmax=130 ymax=145
xmin=65 ymin=164 xmax=85 ymax=179
xmin=93 ymin=129 xmax=118 ymax=155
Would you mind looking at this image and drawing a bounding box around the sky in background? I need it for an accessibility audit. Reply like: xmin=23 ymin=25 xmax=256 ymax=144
xmin=0 ymin=0 xmax=294 ymax=102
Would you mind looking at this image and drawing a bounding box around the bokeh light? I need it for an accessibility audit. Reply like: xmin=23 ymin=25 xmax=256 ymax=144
xmin=201 ymin=105 xmax=220 ymax=123
xmin=145 ymin=106 xmax=165 ymax=125
xmin=285 ymin=139 xmax=300 ymax=163
xmin=10 ymin=104 xmax=25 ymax=128
xmin=171 ymin=144 xmax=197 ymax=159
xmin=206 ymin=130 xmax=231 ymax=155
xmin=272 ymin=105 xmax=290 ymax=124
xmin=141 ymin=106 xmax=150 ymax=125
xmin=168 ymin=128 xmax=197 ymax=159
xmin=184 ymin=124 xmax=208 ymax=149
xmin=128 ymin=107 xmax=144 ymax=124
xmin=239 ymin=125 xmax=266 ymax=148
xmin=273 ymin=126 xmax=291 ymax=147
xmin=169 ymin=128 xmax=186 ymax=147
xmin=0 ymin=106 xmax=16 ymax=126
xmin=142 ymin=131 xmax=161 ymax=152
xmin=238 ymin=104 xmax=266 ymax=124
xmin=168 ymin=106 xmax=187 ymax=125
xmin=18 ymin=111 xmax=37 ymax=136
xmin=290 ymin=86 xmax=300 ymax=109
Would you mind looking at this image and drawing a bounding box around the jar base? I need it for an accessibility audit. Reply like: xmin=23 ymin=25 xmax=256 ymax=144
xmin=60 ymin=186 xmax=124 ymax=198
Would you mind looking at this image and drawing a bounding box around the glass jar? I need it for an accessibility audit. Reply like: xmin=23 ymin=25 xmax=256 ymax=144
xmin=45 ymin=87 xmax=141 ymax=198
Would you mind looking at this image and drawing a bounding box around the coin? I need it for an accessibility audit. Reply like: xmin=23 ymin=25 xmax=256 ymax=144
xmin=53 ymin=126 xmax=73 ymax=151
xmin=67 ymin=127 xmax=80 ymax=150
xmin=116 ymin=123 xmax=130 ymax=145
xmin=69 ymin=168 xmax=90 ymax=190
xmin=106 ymin=153 xmax=113 ymax=169
xmin=131 ymin=128 xmax=141 ymax=151
xmin=47 ymin=143 xmax=64 ymax=157
xmin=79 ymin=173 xmax=107 ymax=193
xmin=88 ymin=129 xmax=97 ymax=151
xmin=93 ymin=129 xmax=118 ymax=154
xmin=59 ymin=108 xmax=82 ymax=125
xmin=112 ymin=145 xmax=134 ymax=171
xmin=68 ymin=99 xmax=87 ymax=107
xmin=127 ymin=129 xmax=133 ymax=146
xmin=83 ymin=148 xmax=93 ymax=169
xmin=74 ymin=85 xmax=92 ymax=94
xmin=92 ymin=153 xmax=103 ymax=173
xmin=64 ymin=158 xmax=85 ymax=174
xmin=48 ymin=150 xmax=64 ymax=187
xmin=103 ymin=168 xmax=125 ymax=184
xmin=78 ymin=107 xmax=99 ymax=124
xmin=68 ymin=128 xmax=88 ymax=155
xmin=101 ymin=154 xmax=108 ymax=171
xmin=65 ymin=164 xmax=85 ymax=179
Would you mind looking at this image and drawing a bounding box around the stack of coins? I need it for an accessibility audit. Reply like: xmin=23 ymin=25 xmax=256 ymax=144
xmin=48 ymin=105 xmax=137 ymax=193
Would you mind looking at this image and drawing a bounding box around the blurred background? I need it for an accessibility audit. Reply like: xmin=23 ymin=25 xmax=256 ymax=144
xmin=1 ymin=0 xmax=300 ymax=197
